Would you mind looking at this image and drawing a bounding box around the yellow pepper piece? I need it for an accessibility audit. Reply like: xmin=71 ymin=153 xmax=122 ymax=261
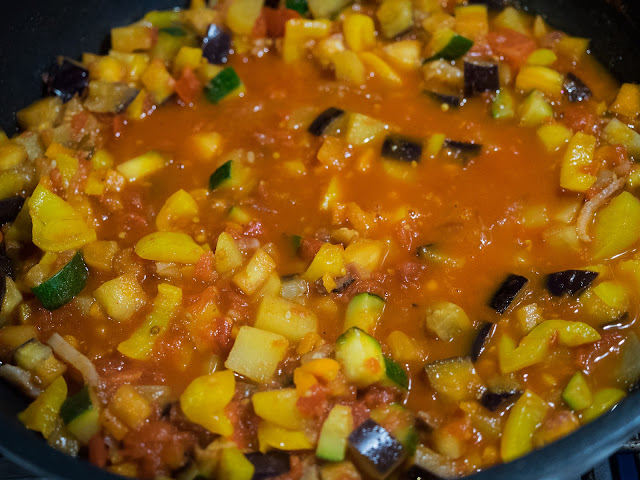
xmin=333 ymin=50 xmax=366 ymax=86
xmin=18 ymin=376 xmax=67 ymax=439
xmin=257 ymin=421 xmax=314 ymax=453
xmin=501 ymin=389 xmax=548 ymax=462
xmin=135 ymin=231 xmax=205 ymax=264
xmin=294 ymin=368 xmax=319 ymax=397
xmin=156 ymin=189 xmax=199 ymax=232
xmin=343 ymin=14 xmax=376 ymax=52
xmin=226 ymin=0 xmax=263 ymax=36
xmin=610 ymin=83 xmax=640 ymax=118
xmin=515 ymin=66 xmax=564 ymax=98
xmin=232 ymin=249 xmax=277 ymax=295
xmin=526 ymin=48 xmax=558 ymax=66
xmin=592 ymin=192 xmax=640 ymax=260
xmin=109 ymin=385 xmax=153 ymax=429
xmin=300 ymin=358 xmax=341 ymax=383
xmin=581 ymin=388 xmax=626 ymax=423
xmin=117 ymin=151 xmax=166 ymax=181
xmin=360 ymin=52 xmax=402 ymax=87
xmin=218 ymin=447 xmax=255 ymax=480
xmin=252 ymin=388 xmax=306 ymax=430
xmin=500 ymin=320 xmax=600 ymax=373
xmin=303 ymin=243 xmax=346 ymax=283
xmin=180 ymin=370 xmax=236 ymax=436
xmin=215 ymin=231 xmax=244 ymax=274
xmin=283 ymin=19 xmax=332 ymax=64
xmin=28 ymin=184 xmax=97 ymax=252
xmin=559 ymin=132 xmax=597 ymax=192
xmin=117 ymin=283 xmax=182 ymax=359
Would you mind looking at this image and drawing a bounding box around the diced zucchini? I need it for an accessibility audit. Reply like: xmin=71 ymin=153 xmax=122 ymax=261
xmin=224 ymin=326 xmax=289 ymax=383
xmin=519 ymin=90 xmax=553 ymax=127
xmin=424 ymin=357 xmax=486 ymax=402
xmin=14 ymin=339 xmax=66 ymax=386
xmin=32 ymin=251 xmax=88 ymax=311
xmin=427 ymin=29 xmax=473 ymax=61
xmin=307 ymin=0 xmax=351 ymax=19
xmin=491 ymin=91 xmax=515 ymax=119
xmin=345 ymin=113 xmax=387 ymax=146
xmin=383 ymin=356 xmax=409 ymax=389
xmin=283 ymin=19 xmax=332 ymax=64
xmin=254 ymin=295 xmax=318 ymax=341
xmin=562 ymin=372 xmax=592 ymax=411
xmin=602 ymin=118 xmax=640 ymax=159
xmin=581 ymin=388 xmax=626 ymax=423
xmin=286 ymin=0 xmax=309 ymax=15
xmin=316 ymin=405 xmax=353 ymax=462
xmin=215 ymin=232 xmax=244 ymax=274
xmin=376 ymin=0 xmax=413 ymax=39
xmin=209 ymin=160 xmax=251 ymax=190
xmin=370 ymin=404 xmax=418 ymax=454
xmin=205 ymin=67 xmax=245 ymax=104
xmin=60 ymin=386 xmax=100 ymax=443
xmin=424 ymin=301 xmax=472 ymax=341
xmin=344 ymin=292 xmax=385 ymax=335
xmin=335 ymin=327 xmax=386 ymax=388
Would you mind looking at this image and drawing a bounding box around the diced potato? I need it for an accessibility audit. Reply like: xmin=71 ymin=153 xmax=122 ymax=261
xmin=254 ymin=296 xmax=318 ymax=342
xmin=493 ymin=6 xmax=530 ymax=35
xmin=141 ymin=59 xmax=176 ymax=104
xmin=333 ymin=50 xmax=366 ymax=86
xmin=303 ymin=243 xmax=346 ymax=283
xmin=117 ymin=151 xmax=166 ymax=181
xmin=383 ymin=40 xmax=422 ymax=70
xmin=0 ymin=142 xmax=27 ymax=170
xmin=602 ymin=118 xmax=640 ymax=159
xmin=360 ymin=52 xmax=402 ymax=87
xmin=454 ymin=5 xmax=489 ymax=40
xmin=592 ymin=192 xmax=640 ymax=260
xmin=610 ymin=83 xmax=640 ymax=118
xmin=94 ymin=273 xmax=147 ymax=322
xmin=109 ymin=385 xmax=152 ymax=429
xmin=17 ymin=97 xmax=63 ymax=132
xmin=232 ymin=249 xmax=277 ymax=295
xmin=186 ymin=131 xmax=223 ymax=162
xmin=344 ymin=239 xmax=386 ymax=272
xmin=135 ymin=232 xmax=204 ymax=264
xmin=537 ymin=124 xmax=572 ymax=152
xmin=283 ymin=19 xmax=332 ymax=64
xmin=82 ymin=241 xmax=119 ymax=272
xmin=252 ymin=388 xmax=306 ymax=430
xmin=559 ymin=132 xmax=596 ymax=192
xmin=173 ymin=46 xmax=203 ymax=76
xmin=224 ymin=326 xmax=289 ymax=383
xmin=215 ymin=232 xmax=244 ymax=274
xmin=555 ymin=35 xmax=589 ymax=63
xmin=345 ymin=113 xmax=387 ymax=146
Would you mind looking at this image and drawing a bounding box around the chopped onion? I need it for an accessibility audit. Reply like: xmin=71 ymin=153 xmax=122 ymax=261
xmin=576 ymin=177 xmax=625 ymax=242
xmin=0 ymin=364 xmax=42 ymax=398
xmin=281 ymin=277 xmax=308 ymax=299
xmin=47 ymin=333 xmax=100 ymax=386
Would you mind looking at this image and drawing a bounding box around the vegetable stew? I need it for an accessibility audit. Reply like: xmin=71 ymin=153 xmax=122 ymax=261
xmin=1 ymin=1 xmax=640 ymax=479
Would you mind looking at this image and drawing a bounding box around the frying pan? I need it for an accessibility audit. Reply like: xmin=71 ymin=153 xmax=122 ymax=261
xmin=0 ymin=1 xmax=640 ymax=479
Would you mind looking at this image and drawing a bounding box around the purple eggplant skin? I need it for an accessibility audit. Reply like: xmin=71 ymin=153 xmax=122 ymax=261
xmin=202 ymin=24 xmax=232 ymax=65
xmin=0 ymin=196 xmax=24 ymax=225
xmin=489 ymin=274 xmax=528 ymax=314
xmin=348 ymin=419 xmax=407 ymax=480
xmin=546 ymin=270 xmax=598 ymax=296
xmin=308 ymin=107 xmax=345 ymax=136
xmin=264 ymin=0 xmax=280 ymax=7
xmin=564 ymin=73 xmax=592 ymax=103
xmin=381 ymin=135 xmax=423 ymax=163
xmin=480 ymin=390 xmax=522 ymax=412
xmin=469 ymin=0 xmax=507 ymax=10
xmin=425 ymin=91 xmax=462 ymax=108
xmin=463 ymin=61 xmax=499 ymax=97
xmin=245 ymin=452 xmax=290 ymax=480
xmin=471 ymin=322 xmax=493 ymax=362
xmin=405 ymin=465 xmax=450 ymax=480
xmin=43 ymin=57 xmax=89 ymax=103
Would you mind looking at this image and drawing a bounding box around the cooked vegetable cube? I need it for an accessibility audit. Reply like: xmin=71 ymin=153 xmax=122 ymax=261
xmin=515 ymin=66 xmax=564 ymax=97
xmin=581 ymin=388 xmax=625 ymax=422
xmin=463 ymin=61 xmax=499 ymax=97
xmin=111 ymin=25 xmax=157 ymax=53
xmin=602 ymin=118 xmax=640 ymax=159
xmin=252 ymin=388 xmax=306 ymax=430
xmin=117 ymin=151 xmax=166 ymax=181
xmin=592 ymin=192 xmax=640 ymax=260
xmin=519 ymin=90 xmax=553 ymax=127
xmin=500 ymin=389 xmax=548 ymax=462
xmin=44 ymin=58 xmax=89 ymax=103
xmin=307 ymin=0 xmax=351 ymax=19
xmin=335 ymin=327 xmax=386 ymax=388
xmin=471 ymin=322 xmax=493 ymax=362
xmin=559 ymin=132 xmax=597 ymax=192
xmin=489 ymin=274 xmax=528 ymax=314
xmin=32 ymin=251 xmax=88 ymax=311
xmin=218 ymin=447 xmax=255 ymax=480
xmin=316 ymin=405 xmax=353 ymax=461
xmin=180 ymin=370 xmax=235 ymax=435
xmin=93 ymin=273 xmax=147 ymax=321
xmin=308 ymin=107 xmax=346 ymax=136
xmin=376 ymin=0 xmax=413 ymax=39
xmin=303 ymin=242 xmax=346 ymax=283
xmin=610 ymin=83 xmax=640 ymax=118
xmin=224 ymin=326 xmax=289 ymax=382
xmin=254 ymin=295 xmax=318 ymax=341
xmin=343 ymin=14 xmax=375 ymax=52
xmin=226 ymin=0 xmax=264 ymax=35
xmin=348 ymin=419 xmax=407 ymax=479
xmin=381 ymin=134 xmax=422 ymax=162
xmin=425 ymin=357 xmax=486 ymax=402
xmin=18 ymin=376 xmax=68 ymax=439
xmin=546 ymin=270 xmax=599 ymax=296
xmin=60 ymin=386 xmax=100 ymax=444
xmin=492 ymin=91 xmax=515 ymax=119
xmin=206 ymin=67 xmax=245 ymax=103
xmin=426 ymin=29 xmax=473 ymax=61
xmin=202 ymin=24 xmax=232 ymax=65
xmin=245 ymin=452 xmax=290 ymax=480
xmin=233 ymin=249 xmax=277 ymax=295
xmin=344 ymin=293 xmax=385 ymax=334
xmin=283 ymin=19 xmax=332 ymax=63
xmin=215 ymin=231 xmax=244 ymax=273
xmin=383 ymin=356 xmax=409 ymax=389
xmin=536 ymin=123 xmax=573 ymax=151
xmin=135 ymin=232 xmax=204 ymax=264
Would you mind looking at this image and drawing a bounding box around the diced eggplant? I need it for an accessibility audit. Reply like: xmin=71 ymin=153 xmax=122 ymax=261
xmin=546 ymin=270 xmax=598 ymax=296
xmin=308 ymin=107 xmax=345 ymax=136
xmin=202 ymin=24 xmax=232 ymax=65
xmin=469 ymin=0 xmax=507 ymax=9
xmin=463 ymin=61 xmax=499 ymax=97
xmin=470 ymin=322 xmax=493 ymax=362
xmin=480 ymin=390 xmax=521 ymax=411
xmin=245 ymin=451 xmax=290 ymax=480
xmin=348 ymin=419 xmax=407 ymax=480
xmin=0 ymin=246 xmax=13 ymax=279
xmin=410 ymin=446 xmax=458 ymax=480
xmin=442 ymin=139 xmax=482 ymax=165
xmin=424 ymin=357 xmax=486 ymax=402
xmin=489 ymin=274 xmax=528 ymax=314
xmin=332 ymin=275 xmax=355 ymax=293
xmin=381 ymin=135 xmax=423 ymax=162
xmin=564 ymin=73 xmax=592 ymax=103
xmin=0 ymin=196 xmax=25 ymax=225
xmin=43 ymin=57 xmax=89 ymax=103
xmin=265 ymin=0 xmax=280 ymax=7
xmin=0 ymin=273 xmax=6 ymax=308
xmin=83 ymin=81 xmax=140 ymax=113
xmin=424 ymin=91 xmax=462 ymax=108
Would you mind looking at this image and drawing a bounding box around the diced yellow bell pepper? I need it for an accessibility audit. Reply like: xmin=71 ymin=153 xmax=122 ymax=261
xmin=218 ymin=447 xmax=255 ymax=480
xmin=592 ymin=192 xmax=640 ymax=260
xmin=215 ymin=232 xmax=244 ymax=274
xmin=501 ymin=389 xmax=548 ymax=462
xmin=111 ymin=25 xmax=157 ymax=53
xmin=283 ymin=19 xmax=332 ymax=64
xmin=454 ymin=5 xmax=489 ymax=40
xmin=226 ymin=0 xmax=263 ymax=35
xmin=555 ymin=35 xmax=589 ymax=63
xmin=303 ymin=243 xmax=346 ymax=283
xmin=109 ymin=51 xmax=150 ymax=83
xmin=94 ymin=273 xmax=147 ymax=322
xmin=360 ymin=52 xmax=402 ymax=87
xmin=173 ymin=46 xmax=204 ymax=76
xmin=333 ymin=50 xmax=366 ymax=86
xmin=117 ymin=151 xmax=166 ymax=181
xmin=180 ymin=370 xmax=236 ymax=436
xmin=581 ymin=388 xmax=626 ymax=423
xmin=224 ymin=326 xmax=289 ymax=383
xmin=28 ymin=184 xmax=97 ymax=252
xmin=135 ymin=231 xmax=205 ymax=264
xmin=90 ymin=56 xmax=125 ymax=82
xmin=156 ymin=189 xmax=199 ymax=232
xmin=257 ymin=421 xmax=314 ymax=453
xmin=117 ymin=283 xmax=182 ymax=359
xmin=386 ymin=330 xmax=421 ymax=362
xmin=500 ymin=320 xmax=600 ymax=373
xmin=0 ymin=141 xmax=27 ymax=170
xmin=610 ymin=83 xmax=640 ymax=118
xmin=536 ymin=123 xmax=572 ymax=152
xmin=254 ymin=296 xmax=318 ymax=342
xmin=382 ymin=40 xmax=422 ymax=70
xmin=320 ymin=176 xmax=341 ymax=211
xmin=252 ymin=388 xmax=306 ymax=430
xmin=377 ymin=0 xmax=413 ymax=39
xmin=515 ymin=66 xmax=564 ymax=98
xmin=187 ymin=131 xmax=224 ymax=162
xmin=82 ymin=240 xmax=118 ymax=272
xmin=18 ymin=376 xmax=68 ymax=439
xmin=493 ymin=6 xmax=530 ymax=35
xmin=142 ymin=59 xmax=176 ymax=104
xmin=109 ymin=385 xmax=152 ymax=429
xmin=300 ymin=358 xmax=341 ymax=383
xmin=526 ymin=48 xmax=558 ymax=66
xmin=343 ymin=14 xmax=376 ymax=52
xmin=559 ymin=132 xmax=597 ymax=192
xmin=232 ymin=249 xmax=277 ymax=295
